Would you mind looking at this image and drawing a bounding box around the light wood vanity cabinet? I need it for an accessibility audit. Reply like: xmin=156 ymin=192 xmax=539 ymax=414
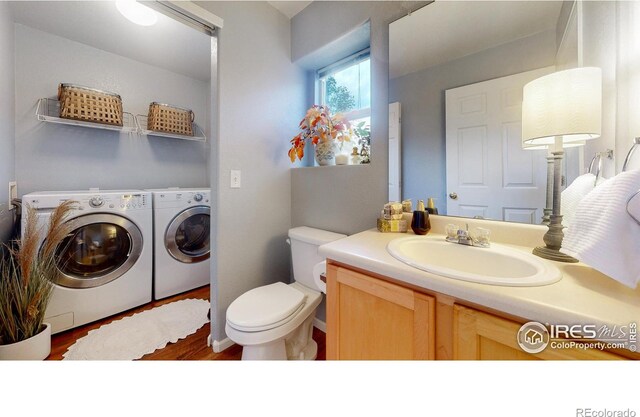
xmin=453 ymin=305 xmax=623 ymax=360
xmin=326 ymin=264 xmax=435 ymax=360
xmin=326 ymin=262 xmax=631 ymax=360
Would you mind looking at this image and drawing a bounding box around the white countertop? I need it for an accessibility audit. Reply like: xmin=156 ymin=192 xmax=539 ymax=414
xmin=319 ymin=227 xmax=640 ymax=345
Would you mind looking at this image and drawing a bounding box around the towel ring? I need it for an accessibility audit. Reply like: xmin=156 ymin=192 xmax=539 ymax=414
xmin=588 ymin=150 xmax=613 ymax=186
xmin=622 ymin=137 xmax=640 ymax=172
xmin=627 ymin=190 xmax=640 ymax=226
xmin=588 ymin=153 xmax=602 ymax=178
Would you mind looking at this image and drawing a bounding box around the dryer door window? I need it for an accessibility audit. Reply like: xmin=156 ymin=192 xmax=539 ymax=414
xmin=166 ymin=206 xmax=210 ymax=264
xmin=52 ymin=214 xmax=143 ymax=289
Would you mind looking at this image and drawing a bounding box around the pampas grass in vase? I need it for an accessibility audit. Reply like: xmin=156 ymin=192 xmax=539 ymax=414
xmin=0 ymin=201 xmax=76 ymax=345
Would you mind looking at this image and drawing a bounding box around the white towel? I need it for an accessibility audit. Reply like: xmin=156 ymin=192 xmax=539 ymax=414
xmin=561 ymin=169 xmax=640 ymax=288
xmin=561 ymin=173 xmax=598 ymax=228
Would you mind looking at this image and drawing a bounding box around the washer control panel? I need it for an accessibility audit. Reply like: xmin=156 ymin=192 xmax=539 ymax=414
xmin=80 ymin=194 xmax=149 ymax=210
xmin=23 ymin=191 xmax=151 ymax=211
xmin=117 ymin=194 xmax=149 ymax=210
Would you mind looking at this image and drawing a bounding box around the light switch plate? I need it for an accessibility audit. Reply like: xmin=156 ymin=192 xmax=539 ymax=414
xmin=8 ymin=181 xmax=17 ymax=201
xmin=230 ymin=170 xmax=241 ymax=188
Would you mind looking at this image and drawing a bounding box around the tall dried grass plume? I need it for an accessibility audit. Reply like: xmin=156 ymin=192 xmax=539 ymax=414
xmin=0 ymin=200 xmax=76 ymax=345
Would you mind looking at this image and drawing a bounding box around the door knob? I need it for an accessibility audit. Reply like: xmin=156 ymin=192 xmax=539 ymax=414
xmin=449 ymin=192 xmax=458 ymax=200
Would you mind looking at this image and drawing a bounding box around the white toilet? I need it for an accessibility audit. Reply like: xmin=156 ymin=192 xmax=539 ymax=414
xmin=225 ymin=226 xmax=346 ymax=360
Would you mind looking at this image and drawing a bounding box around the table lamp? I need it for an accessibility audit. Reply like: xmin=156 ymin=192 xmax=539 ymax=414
xmin=522 ymin=67 xmax=602 ymax=262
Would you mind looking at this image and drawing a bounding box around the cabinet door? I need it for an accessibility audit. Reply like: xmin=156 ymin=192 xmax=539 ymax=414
xmin=326 ymin=264 xmax=435 ymax=360
xmin=453 ymin=305 xmax=624 ymax=360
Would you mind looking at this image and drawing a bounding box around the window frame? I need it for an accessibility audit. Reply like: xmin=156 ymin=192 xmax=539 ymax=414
xmin=317 ymin=48 xmax=371 ymax=121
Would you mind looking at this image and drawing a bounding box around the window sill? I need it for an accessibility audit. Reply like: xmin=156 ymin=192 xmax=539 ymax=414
xmin=291 ymin=163 xmax=371 ymax=170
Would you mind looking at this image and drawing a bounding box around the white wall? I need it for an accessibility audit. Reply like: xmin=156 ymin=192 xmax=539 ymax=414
xmin=195 ymin=1 xmax=307 ymax=343
xmin=14 ymin=24 xmax=210 ymax=195
xmin=556 ymin=1 xmax=579 ymax=70
xmin=0 ymin=3 xmax=15 ymax=243
xmin=581 ymin=1 xmax=617 ymax=178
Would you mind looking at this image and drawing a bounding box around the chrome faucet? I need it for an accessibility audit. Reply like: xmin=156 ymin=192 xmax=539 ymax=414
xmin=456 ymin=224 xmax=474 ymax=246
xmin=446 ymin=223 xmax=491 ymax=248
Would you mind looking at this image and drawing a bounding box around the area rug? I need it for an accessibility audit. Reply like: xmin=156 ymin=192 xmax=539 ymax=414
xmin=63 ymin=298 xmax=210 ymax=360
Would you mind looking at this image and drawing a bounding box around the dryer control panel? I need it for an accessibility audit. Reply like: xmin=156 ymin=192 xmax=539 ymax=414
xmin=154 ymin=190 xmax=211 ymax=209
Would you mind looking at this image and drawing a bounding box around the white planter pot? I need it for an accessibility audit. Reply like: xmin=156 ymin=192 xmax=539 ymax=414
xmin=0 ymin=323 xmax=51 ymax=360
xmin=315 ymin=141 xmax=336 ymax=166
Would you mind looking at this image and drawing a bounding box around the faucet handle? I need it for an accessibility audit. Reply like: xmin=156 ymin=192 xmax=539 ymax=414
xmin=472 ymin=227 xmax=491 ymax=248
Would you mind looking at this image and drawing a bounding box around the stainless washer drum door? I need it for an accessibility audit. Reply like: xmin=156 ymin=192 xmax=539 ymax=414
xmin=165 ymin=206 xmax=210 ymax=264
xmin=52 ymin=213 xmax=143 ymax=289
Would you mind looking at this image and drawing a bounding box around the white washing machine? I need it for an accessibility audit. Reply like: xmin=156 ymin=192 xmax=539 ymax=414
xmin=147 ymin=188 xmax=211 ymax=300
xmin=22 ymin=190 xmax=153 ymax=334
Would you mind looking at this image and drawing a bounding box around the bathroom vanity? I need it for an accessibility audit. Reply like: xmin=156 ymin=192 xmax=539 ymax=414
xmin=320 ymin=216 xmax=640 ymax=360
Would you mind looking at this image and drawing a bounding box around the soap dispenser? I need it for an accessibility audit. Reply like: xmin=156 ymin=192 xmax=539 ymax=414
xmin=426 ymin=198 xmax=438 ymax=215
xmin=411 ymin=200 xmax=431 ymax=235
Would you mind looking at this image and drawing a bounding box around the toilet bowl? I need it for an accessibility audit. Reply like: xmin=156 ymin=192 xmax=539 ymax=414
xmin=225 ymin=226 xmax=346 ymax=360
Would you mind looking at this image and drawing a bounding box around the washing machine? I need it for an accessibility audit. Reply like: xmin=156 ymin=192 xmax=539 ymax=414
xmin=22 ymin=189 xmax=153 ymax=334
xmin=147 ymin=188 xmax=211 ymax=300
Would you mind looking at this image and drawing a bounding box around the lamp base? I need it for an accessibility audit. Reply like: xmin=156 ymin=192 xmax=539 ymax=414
xmin=532 ymin=246 xmax=578 ymax=263
xmin=541 ymin=208 xmax=552 ymax=226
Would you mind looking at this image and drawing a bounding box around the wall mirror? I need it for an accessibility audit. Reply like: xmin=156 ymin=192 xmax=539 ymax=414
xmin=389 ymin=0 xmax=603 ymax=224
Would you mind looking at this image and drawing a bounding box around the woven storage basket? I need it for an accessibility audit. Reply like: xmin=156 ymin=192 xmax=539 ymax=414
xmin=58 ymin=83 xmax=123 ymax=126
xmin=147 ymin=102 xmax=194 ymax=136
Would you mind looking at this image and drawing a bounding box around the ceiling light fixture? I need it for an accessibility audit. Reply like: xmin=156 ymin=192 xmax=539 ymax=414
xmin=116 ymin=0 xmax=158 ymax=26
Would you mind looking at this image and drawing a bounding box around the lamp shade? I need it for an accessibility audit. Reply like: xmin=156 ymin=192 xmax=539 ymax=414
xmin=522 ymin=67 xmax=602 ymax=146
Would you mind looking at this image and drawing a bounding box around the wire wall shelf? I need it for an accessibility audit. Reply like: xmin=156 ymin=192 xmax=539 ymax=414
xmin=36 ymin=99 xmax=206 ymax=142
xmin=135 ymin=115 xmax=206 ymax=142
xmin=36 ymin=98 xmax=137 ymax=133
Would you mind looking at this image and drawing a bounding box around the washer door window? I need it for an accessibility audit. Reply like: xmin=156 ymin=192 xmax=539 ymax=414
xmin=53 ymin=214 xmax=143 ymax=289
xmin=166 ymin=206 xmax=210 ymax=263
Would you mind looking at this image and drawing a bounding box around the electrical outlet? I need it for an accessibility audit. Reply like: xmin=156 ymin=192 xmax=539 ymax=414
xmin=8 ymin=181 xmax=17 ymax=201
xmin=230 ymin=170 xmax=241 ymax=188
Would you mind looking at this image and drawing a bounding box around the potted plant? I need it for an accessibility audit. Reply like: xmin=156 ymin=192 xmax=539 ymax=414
xmin=0 ymin=201 xmax=75 ymax=360
xmin=288 ymin=105 xmax=354 ymax=166
xmin=353 ymin=121 xmax=371 ymax=164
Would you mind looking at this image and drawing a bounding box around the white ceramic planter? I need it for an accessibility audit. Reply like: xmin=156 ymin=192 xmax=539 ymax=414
xmin=315 ymin=141 xmax=336 ymax=166
xmin=0 ymin=323 xmax=51 ymax=360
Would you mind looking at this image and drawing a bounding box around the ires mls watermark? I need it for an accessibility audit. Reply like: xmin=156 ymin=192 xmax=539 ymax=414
xmin=517 ymin=321 xmax=638 ymax=353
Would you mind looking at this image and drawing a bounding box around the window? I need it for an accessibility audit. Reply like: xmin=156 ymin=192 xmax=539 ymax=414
xmin=318 ymin=49 xmax=370 ymax=116
xmin=317 ymin=49 xmax=371 ymax=163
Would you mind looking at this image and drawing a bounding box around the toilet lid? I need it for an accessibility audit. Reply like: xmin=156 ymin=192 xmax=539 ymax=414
xmin=226 ymin=282 xmax=306 ymax=332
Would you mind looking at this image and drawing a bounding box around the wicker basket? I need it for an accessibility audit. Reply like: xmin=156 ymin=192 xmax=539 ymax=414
xmin=147 ymin=102 xmax=194 ymax=136
xmin=58 ymin=83 xmax=123 ymax=126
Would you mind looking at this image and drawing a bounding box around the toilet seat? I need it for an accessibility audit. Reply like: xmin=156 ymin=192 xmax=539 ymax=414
xmin=226 ymin=282 xmax=307 ymax=332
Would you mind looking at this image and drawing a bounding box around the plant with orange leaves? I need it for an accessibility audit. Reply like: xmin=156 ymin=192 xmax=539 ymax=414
xmin=288 ymin=105 xmax=354 ymax=163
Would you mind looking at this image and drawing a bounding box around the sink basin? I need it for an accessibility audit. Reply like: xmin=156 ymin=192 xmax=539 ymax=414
xmin=386 ymin=236 xmax=561 ymax=286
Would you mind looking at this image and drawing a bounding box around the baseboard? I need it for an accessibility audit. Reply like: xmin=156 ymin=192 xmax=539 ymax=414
xmin=212 ymin=337 xmax=234 ymax=353
xmin=313 ymin=318 xmax=326 ymax=333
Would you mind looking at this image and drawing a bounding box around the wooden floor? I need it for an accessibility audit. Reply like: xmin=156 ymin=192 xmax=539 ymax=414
xmin=48 ymin=285 xmax=326 ymax=360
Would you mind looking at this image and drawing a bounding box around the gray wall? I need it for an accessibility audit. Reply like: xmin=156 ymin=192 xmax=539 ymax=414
xmin=290 ymin=1 xmax=428 ymax=236
xmin=389 ymin=30 xmax=557 ymax=213
xmin=0 ymin=3 xmax=15 ymax=243
xmin=14 ymin=24 xmax=210 ymax=195
xmin=581 ymin=1 xmax=618 ymax=177
xmin=195 ymin=1 xmax=307 ymax=342
xmin=556 ymin=1 xmax=579 ymax=71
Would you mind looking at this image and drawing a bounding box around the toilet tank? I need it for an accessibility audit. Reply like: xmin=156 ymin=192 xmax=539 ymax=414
xmin=288 ymin=226 xmax=346 ymax=291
